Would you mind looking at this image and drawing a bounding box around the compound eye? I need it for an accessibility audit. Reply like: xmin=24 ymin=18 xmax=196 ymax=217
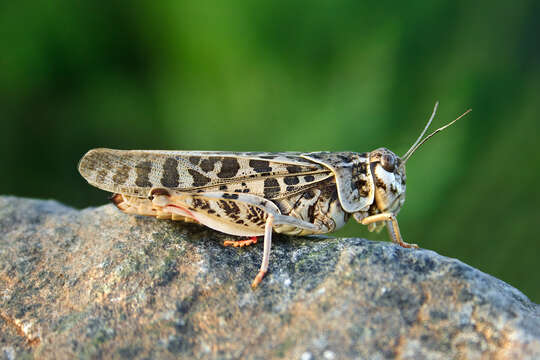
xmin=381 ymin=154 xmax=396 ymax=172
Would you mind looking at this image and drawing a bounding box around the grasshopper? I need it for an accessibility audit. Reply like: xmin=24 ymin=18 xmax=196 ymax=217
xmin=78 ymin=103 xmax=470 ymax=287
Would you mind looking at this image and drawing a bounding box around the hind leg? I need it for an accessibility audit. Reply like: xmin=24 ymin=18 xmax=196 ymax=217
xmin=223 ymin=236 xmax=258 ymax=247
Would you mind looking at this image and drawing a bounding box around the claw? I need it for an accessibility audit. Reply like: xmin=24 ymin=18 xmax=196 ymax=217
xmin=397 ymin=240 xmax=419 ymax=249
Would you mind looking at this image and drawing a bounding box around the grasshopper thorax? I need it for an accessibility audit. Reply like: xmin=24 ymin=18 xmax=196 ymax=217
xmin=368 ymin=148 xmax=406 ymax=214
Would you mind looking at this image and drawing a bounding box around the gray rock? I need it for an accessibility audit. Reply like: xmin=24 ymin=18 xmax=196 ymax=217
xmin=0 ymin=195 xmax=539 ymax=359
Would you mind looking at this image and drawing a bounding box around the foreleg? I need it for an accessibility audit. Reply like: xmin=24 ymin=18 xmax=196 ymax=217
xmin=359 ymin=213 xmax=418 ymax=249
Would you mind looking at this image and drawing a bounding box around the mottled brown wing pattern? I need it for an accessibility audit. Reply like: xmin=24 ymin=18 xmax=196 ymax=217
xmin=78 ymin=149 xmax=332 ymax=198
xmin=195 ymin=171 xmax=333 ymax=199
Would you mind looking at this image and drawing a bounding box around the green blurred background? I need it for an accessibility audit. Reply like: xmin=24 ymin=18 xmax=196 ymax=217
xmin=2 ymin=1 xmax=539 ymax=301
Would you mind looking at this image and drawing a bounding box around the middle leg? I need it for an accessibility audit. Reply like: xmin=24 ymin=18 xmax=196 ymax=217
xmin=251 ymin=214 xmax=274 ymax=288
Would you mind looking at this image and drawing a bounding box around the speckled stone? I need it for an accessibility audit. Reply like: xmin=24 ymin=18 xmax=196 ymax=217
xmin=1 ymin=196 xmax=539 ymax=359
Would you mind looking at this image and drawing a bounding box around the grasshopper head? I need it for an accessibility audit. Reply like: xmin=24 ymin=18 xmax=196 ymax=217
xmin=369 ymin=103 xmax=472 ymax=216
xmin=369 ymin=148 xmax=406 ymax=214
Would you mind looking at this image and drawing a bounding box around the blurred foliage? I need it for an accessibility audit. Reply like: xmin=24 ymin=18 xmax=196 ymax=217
xmin=1 ymin=1 xmax=539 ymax=301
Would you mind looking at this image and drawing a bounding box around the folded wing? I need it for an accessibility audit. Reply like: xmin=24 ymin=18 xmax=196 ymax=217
xmin=78 ymin=148 xmax=331 ymax=199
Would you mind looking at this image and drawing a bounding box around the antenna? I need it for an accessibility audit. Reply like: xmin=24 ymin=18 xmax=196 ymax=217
xmin=401 ymin=103 xmax=472 ymax=165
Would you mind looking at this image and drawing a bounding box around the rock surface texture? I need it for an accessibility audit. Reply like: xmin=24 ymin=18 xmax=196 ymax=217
xmin=1 ymin=196 xmax=539 ymax=359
